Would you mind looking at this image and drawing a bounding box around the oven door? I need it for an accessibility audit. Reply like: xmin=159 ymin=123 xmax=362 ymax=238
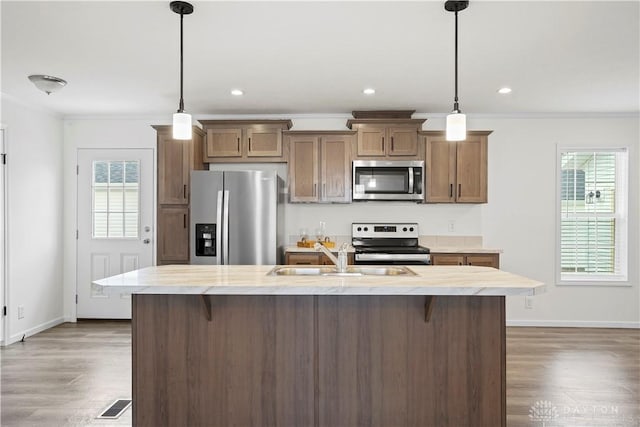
xmin=352 ymin=160 xmax=423 ymax=201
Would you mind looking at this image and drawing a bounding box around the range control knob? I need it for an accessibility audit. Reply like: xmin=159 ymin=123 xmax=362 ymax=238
xmin=403 ymin=227 xmax=408 ymax=232
xmin=409 ymin=227 xmax=414 ymax=232
xmin=364 ymin=227 xmax=369 ymax=232
xmin=357 ymin=227 xmax=362 ymax=232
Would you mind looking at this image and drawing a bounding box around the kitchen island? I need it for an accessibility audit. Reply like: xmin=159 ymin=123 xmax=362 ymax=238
xmin=95 ymin=264 xmax=544 ymax=427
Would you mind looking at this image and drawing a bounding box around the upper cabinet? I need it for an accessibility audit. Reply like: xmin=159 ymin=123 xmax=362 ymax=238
xmin=287 ymin=131 xmax=354 ymax=203
xmin=155 ymin=126 xmax=206 ymax=205
xmin=346 ymin=111 xmax=425 ymax=159
xmin=423 ymin=131 xmax=492 ymax=204
xmin=200 ymin=120 xmax=293 ymax=163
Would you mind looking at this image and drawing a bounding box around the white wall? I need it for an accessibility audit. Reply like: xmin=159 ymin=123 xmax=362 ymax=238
xmin=62 ymin=118 xmax=158 ymax=321
xmin=465 ymin=115 xmax=639 ymax=327
xmin=63 ymin=113 xmax=640 ymax=328
xmin=1 ymin=96 xmax=64 ymax=343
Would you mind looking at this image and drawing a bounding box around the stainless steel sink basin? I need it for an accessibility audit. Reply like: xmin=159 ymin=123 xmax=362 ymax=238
xmin=268 ymin=266 xmax=416 ymax=276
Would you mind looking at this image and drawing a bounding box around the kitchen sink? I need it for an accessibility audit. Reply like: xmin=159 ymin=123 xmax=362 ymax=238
xmin=268 ymin=266 xmax=416 ymax=277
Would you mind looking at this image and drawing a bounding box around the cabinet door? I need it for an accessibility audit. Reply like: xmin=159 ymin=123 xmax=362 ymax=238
xmin=425 ymin=137 xmax=456 ymax=203
xmin=286 ymin=253 xmax=321 ymax=265
xmin=465 ymin=254 xmax=499 ymax=269
xmin=388 ymin=127 xmax=418 ymax=156
xmin=157 ymin=205 xmax=189 ymax=263
xmin=456 ymin=136 xmax=488 ymax=203
xmin=431 ymin=254 xmax=465 ymax=266
xmin=247 ymin=126 xmax=282 ymax=158
xmin=289 ymin=137 xmax=319 ymax=202
xmin=205 ymin=128 xmax=243 ymax=158
xmin=320 ymin=136 xmax=351 ymax=203
xmin=356 ymin=126 xmax=386 ymax=156
xmin=158 ymin=134 xmax=189 ymax=205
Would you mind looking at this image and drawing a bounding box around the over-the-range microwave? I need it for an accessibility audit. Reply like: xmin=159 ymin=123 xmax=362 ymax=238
xmin=352 ymin=160 xmax=424 ymax=201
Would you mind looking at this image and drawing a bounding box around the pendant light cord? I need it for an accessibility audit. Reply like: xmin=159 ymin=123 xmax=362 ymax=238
xmin=453 ymin=10 xmax=459 ymax=113
xmin=178 ymin=11 xmax=185 ymax=113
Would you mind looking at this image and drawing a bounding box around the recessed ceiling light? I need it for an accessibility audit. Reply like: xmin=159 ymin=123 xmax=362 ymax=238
xmin=231 ymin=89 xmax=244 ymax=96
xmin=363 ymin=88 xmax=376 ymax=95
xmin=497 ymin=87 xmax=512 ymax=94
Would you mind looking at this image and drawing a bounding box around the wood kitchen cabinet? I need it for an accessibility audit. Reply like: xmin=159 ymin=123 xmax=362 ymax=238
xmin=200 ymin=120 xmax=293 ymax=163
xmin=153 ymin=125 xmax=206 ymax=265
xmin=423 ymin=130 xmax=492 ymax=203
xmin=157 ymin=206 xmax=189 ymax=263
xmin=431 ymin=252 xmax=500 ymax=269
xmin=285 ymin=252 xmax=355 ymax=265
xmin=287 ymin=131 xmax=354 ymax=203
xmin=347 ymin=118 xmax=426 ymax=159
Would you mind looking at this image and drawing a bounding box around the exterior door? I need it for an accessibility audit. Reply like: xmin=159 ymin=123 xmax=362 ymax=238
xmin=77 ymin=149 xmax=154 ymax=318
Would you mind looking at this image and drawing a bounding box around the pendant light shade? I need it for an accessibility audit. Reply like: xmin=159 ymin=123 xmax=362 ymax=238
xmin=172 ymin=112 xmax=192 ymax=140
xmin=446 ymin=112 xmax=466 ymax=141
xmin=444 ymin=0 xmax=468 ymax=142
xmin=171 ymin=1 xmax=194 ymax=140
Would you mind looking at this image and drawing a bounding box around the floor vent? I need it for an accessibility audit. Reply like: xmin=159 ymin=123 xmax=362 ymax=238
xmin=97 ymin=399 xmax=132 ymax=419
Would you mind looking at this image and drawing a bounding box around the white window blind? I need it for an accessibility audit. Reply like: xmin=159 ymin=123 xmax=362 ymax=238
xmin=559 ymin=149 xmax=628 ymax=282
xmin=92 ymin=160 xmax=140 ymax=239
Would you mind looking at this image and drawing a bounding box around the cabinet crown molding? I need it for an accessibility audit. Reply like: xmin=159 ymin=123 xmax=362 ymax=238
xmin=420 ymin=130 xmax=494 ymax=137
xmin=199 ymin=119 xmax=293 ymax=129
xmin=351 ymin=110 xmax=416 ymax=119
xmin=152 ymin=125 xmax=205 ymax=137
xmin=346 ymin=118 xmax=427 ymax=129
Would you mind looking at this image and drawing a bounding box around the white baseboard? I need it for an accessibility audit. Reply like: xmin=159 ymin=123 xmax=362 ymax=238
xmin=7 ymin=317 xmax=65 ymax=345
xmin=64 ymin=316 xmax=77 ymax=323
xmin=507 ymin=319 xmax=640 ymax=328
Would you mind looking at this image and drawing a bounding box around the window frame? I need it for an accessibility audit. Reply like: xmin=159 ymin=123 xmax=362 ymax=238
xmin=556 ymin=146 xmax=629 ymax=286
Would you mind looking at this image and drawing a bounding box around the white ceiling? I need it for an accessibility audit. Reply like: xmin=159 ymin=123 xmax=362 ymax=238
xmin=2 ymin=1 xmax=639 ymax=118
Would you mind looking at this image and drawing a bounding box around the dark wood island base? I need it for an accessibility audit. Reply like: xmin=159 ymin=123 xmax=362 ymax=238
xmin=132 ymin=294 xmax=505 ymax=426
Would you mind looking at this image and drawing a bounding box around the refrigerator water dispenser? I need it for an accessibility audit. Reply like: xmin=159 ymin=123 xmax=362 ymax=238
xmin=195 ymin=223 xmax=216 ymax=256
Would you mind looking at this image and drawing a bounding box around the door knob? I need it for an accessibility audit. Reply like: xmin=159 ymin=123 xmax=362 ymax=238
xmin=143 ymin=239 xmax=151 ymax=244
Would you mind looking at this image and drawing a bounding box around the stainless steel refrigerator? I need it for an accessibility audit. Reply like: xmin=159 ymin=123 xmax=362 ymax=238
xmin=190 ymin=170 xmax=284 ymax=265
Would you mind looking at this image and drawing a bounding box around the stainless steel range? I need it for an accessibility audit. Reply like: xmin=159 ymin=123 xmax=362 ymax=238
xmin=352 ymin=222 xmax=431 ymax=265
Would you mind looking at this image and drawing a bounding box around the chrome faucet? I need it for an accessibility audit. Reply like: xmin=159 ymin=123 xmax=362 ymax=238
xmin=314 ymin=242 xmax=349 ymax=273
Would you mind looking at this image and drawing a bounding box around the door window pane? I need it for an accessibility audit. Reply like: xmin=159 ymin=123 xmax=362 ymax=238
xmin=92 ymin=160 xmax=140 ymax=238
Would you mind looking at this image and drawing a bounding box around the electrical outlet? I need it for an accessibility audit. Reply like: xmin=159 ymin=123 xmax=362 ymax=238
xmin=448 ymin=220 xmax=455 ymax=232
xmin=17 ymin=305 xmax=25 ymax=319
xmin=525 ymin=297 xmax=533 ymax=310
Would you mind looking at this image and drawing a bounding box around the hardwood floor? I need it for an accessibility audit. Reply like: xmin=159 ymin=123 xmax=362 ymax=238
xmin=1 ymin=321 xmax=638 ymax=427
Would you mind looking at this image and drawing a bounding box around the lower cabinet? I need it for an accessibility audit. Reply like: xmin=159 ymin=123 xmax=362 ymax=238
xmin=431 ymin=253 xmax=500 ymax=269
xmin=285 ymin=252 xmax=355 ymax=265
xmin=157 ymin=206 xmax=189 ymax=264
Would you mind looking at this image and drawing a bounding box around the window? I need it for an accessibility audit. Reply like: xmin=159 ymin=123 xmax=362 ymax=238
xmin=558 ymin=148 xmax=628 ymax=283
xmin=92 ymin=160 xmax=140 ymax=238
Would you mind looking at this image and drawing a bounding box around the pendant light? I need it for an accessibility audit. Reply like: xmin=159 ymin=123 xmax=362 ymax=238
xmin=171 ymin=1 xmax=194 ymax=140
xmin=445 ymin=1 xmax=468 ymax=142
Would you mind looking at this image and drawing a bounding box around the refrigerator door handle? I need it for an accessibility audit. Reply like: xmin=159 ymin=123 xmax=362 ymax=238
xmin=223 ymin=190 xmax=230 ymax=265
xmin=216 ymin=190 xmax=223 ymax=265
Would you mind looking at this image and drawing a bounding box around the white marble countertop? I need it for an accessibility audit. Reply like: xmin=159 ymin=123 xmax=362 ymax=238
xmin=94 ymin=265 xmax=545 ymax=297
xmin=429 ymin=247 xmax=503 ymax=254
xmin=284 ymin=246 xmax=501 ymax=254
xmin=284 ymin=245 xmax=356 ymax=253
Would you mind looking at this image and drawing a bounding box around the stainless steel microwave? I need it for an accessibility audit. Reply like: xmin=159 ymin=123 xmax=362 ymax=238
xmin=352 ymin=160 xmax=424 ymax=201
